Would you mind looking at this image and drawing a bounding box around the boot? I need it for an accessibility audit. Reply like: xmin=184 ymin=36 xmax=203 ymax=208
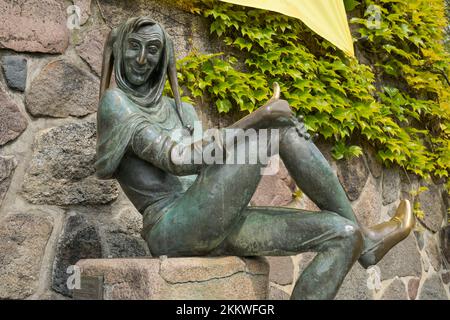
xmin=358 ymin=200 xmax=415 ymax=268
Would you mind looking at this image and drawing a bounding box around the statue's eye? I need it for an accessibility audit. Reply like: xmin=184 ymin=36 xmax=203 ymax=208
xmin=129 ymin=41 xmax=140 ymax=50
xmin=148 ymin=45 xmax=159 ymax=54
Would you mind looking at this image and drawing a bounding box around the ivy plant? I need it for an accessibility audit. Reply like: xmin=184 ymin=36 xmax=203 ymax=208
xmin=167 ymin=0 xmax=450 ymax=186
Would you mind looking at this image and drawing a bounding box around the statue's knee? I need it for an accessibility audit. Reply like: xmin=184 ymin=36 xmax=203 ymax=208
xmin=339 ymin=222 xmax=364 ymax=252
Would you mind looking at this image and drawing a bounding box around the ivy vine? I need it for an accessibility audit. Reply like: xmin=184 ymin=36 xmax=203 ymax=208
xmin=165 ymin=0 xmax=450 ymax=186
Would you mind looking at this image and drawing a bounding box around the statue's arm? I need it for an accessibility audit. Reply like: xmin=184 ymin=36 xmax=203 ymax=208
xmin=131 ymin=125 xmax=206 ymax=176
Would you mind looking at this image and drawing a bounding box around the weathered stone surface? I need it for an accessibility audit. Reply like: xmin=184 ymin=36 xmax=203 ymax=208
xmin=417 ymin=183 xmax=446 ymax=233
xmin=0 ymin=156 xmax=17 ymax=207
xmin=266 ymin=256 xmax=294 ymax=286
xmin=75 ymin=27 xmax=110 ymax=76
xmin=425 ymin=233 xmax=441 ymax=272
xmin=418 ymin=274 xmax=448 ymax=300
xmin=441 ymin=272 xmax=450 ymax=285
xmin=0 ymin=0 xmax=69 ymax=53
xmin=414 ymin=230 xmax=424 ymax=250
xmin=22 ymin=121 xmax=119 ymax=205
xmin=52 ymin=214 xmax=102 ymax=296
xmin=1 ymin=56 xmax=27 ymax=92
xmin=381 ymin=279 xmax=407 ymax=300
xmin=0 ymin=213 xmax=53 ymax=299
xmin=269 ymin=285 xmax=290 ymax=300
xmin=250 ymin=158 xmax=295 ymax=207
xmin=336 ymin=262 xmax=371 ymax=300
xmin=0 ymin=84 xmax=27 ymax=145
xmin=103 ymin=231 xmax=149 ymax=258
xmin=294 ymin=252 xmax=375 ymax=300
xmin=337 ymin=155 xmax=369 ymax=201
xmin=440 ymin=226 xmax=450 ymax=266
xmin=382 ymin=168 xmax=400 ymax=205
xmin=74 ymin=0 xmax=91 ymax=25
xmin=295 ymin=252 xmax=316 ymax=278
xmin=400 ymin=171 xmax=420 ymax=202
xmin=363 ymin=144 xmax=382 ymax=179
xmin=378 ymin=234 xmax=422 ymax=280
xmin=112 ymin=207 xmax=143 ymax=236
xmin=97 ymin=0 xmax=213 ymax=59
xmin=352 ymin=176 xmax=382 ymax=227
xmin=26 ymin=59 xmax=99 ymax=118
xmin=408 ymin=278 xmax=420 ymax=300
xmin=77 ymin=257 xmax=270 ymax=299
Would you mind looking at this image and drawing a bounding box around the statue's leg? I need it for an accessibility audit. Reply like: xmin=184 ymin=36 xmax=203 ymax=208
xmin=145 ymin=140 xmax=265 ymax=256
xmin=279 ymin=127 xmax=357 ymax=222
xmin=210 ymin=206 xmax=364 ymax=300
xmin=279 ymin=127 xmax=414 ymax=267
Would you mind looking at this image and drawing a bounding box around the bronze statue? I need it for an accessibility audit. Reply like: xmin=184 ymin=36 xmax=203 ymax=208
xmin=95 ymin=17 xmax=415 ymax=300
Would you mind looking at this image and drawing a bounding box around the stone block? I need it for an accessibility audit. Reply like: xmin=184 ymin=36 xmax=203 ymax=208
xmin=0 ymin=84 xmax=27 ymax=145
xmin=418 ymin=274 xmax=448 ymax=300
xmin=381 ymin=279 xmax=407 ymax=300
xmin=75 ymin=257 xmax=269 ymax=300
xmin=1 ymin=56 xmax=27 ymax=92
xmin=266 ymin=256 xmax=294 ymax=286
xmin=0 ymin=155 xmax=17 ymax=207
xmin=378 ymin=234 xmax=422 ymax=280
xmin=26 ymin=59 xmax=99 ymax=118
xmin=0 ymin=0 xmax=68 ymax=53
xmin=382 ymin=168 xmax=400 ymax=205
xmin=22 ymin=121 xmax=119 ymax=206
xmin=0 ymin=213 xmax=53 ymax=299
xmin=337 ymin=155 xmax=369 ymax=201
xmin=417 ymin=183 xmax=446 ymax=233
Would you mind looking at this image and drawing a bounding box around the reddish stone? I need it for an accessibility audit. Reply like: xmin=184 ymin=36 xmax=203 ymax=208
xmin=408 ymin=278 xmax=420 ymax=300
xmin=75 ymin=27 xmax=111 ymax=76
xmin=0 ymin=84 xmax=27 ymax=145
xmin=250 ymin=158 xmax=295 ymax=206
xmin=74 ymin=0 xmax=91 ymax=25
xmin=0 ymin=0 xmax=69 ymax=54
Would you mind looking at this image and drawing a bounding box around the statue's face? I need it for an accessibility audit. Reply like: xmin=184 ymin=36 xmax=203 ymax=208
xmin=124 ymin=24 xmax=164 ymax=86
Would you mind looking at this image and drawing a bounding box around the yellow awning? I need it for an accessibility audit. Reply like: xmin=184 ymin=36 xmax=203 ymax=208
xmin=218 ymin=0 xmax=355 ymax=57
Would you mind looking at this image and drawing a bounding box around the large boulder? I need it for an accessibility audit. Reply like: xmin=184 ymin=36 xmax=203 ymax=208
xmin=75 ymin=27 xmax=111 ymax=76
xmin=337 ymin=155 xmax=369 ymax=201
xmin=417 ymin=183 xmax=446 ymax=233
xmin=0 ymin=156 xmax=17 ymax=207
xmin=0 ymin=84 xmax=27 ymax=145
xmin=96 ymin=0 xmax=215 ymax=58
xmin=22 ymin=121 xmax=119 ymax=206
xmin=26 ymin=59 xmax=99 ymax=118
xmin=0 ymin=212 xmax=53 ymax=299
xmin=382 ymin=168 xmax=400 ymax=205
xmin=75 ymin=257 xmax=270 ymax=299
xmin=418 ymin=274 xmax=448 ymax=300
xmin=0 ymin=0 xmax=68 ymax=53
xmin=378 ymin=234 xmax=422 ymax=280
xmin=52 ymin=213 xmax=102 ymax=297
xmin=381 ymin=279 xmax=407 ymax=300
xmin=1 ymin=56 xmax=27 ymax=92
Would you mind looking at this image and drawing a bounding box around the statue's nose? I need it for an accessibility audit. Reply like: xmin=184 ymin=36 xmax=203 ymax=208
xmin=137 ymin=48 xmax=146 ymax=65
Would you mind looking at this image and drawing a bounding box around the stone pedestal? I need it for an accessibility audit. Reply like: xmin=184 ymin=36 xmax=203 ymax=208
xmin=74 ymin=256 xmax=270 ymax=300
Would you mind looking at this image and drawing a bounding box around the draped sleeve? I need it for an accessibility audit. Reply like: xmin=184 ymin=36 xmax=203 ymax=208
xmin=95 ymin=89 xmax=150 ymax=179
xmin=95 ymin=89 xmax=218 ymax=179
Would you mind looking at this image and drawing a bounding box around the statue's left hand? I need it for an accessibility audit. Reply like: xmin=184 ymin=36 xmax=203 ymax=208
xmin=290 ymin=114 xmax=312 ymax=140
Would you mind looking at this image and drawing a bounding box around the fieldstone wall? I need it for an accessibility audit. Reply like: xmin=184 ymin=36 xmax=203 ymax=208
xmin=0 ymin=0 xmax=448 ymax=300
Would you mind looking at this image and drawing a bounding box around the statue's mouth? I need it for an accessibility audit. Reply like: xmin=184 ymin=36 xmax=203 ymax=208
xmin=132 ymin=64 xmax=150 ymax=75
